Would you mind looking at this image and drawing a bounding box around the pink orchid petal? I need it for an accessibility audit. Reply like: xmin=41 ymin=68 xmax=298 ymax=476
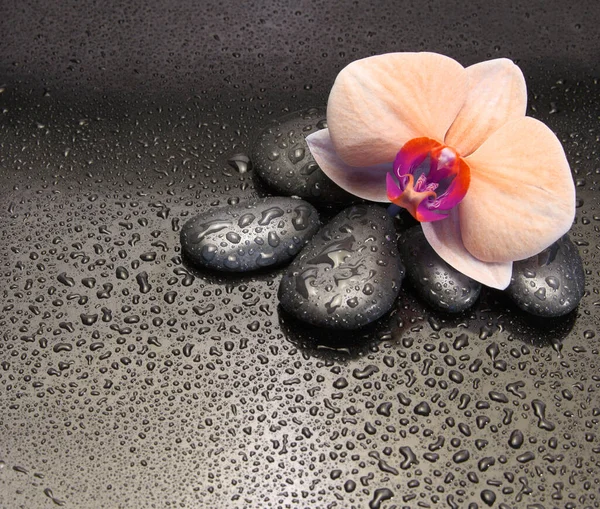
xmin=421 ymin=208 xmax=513 ymax=289
xmin=445 ymin=58 xmax=527 ymax=156
xmin=461 ymin=117 xmax=575 ymax=263
xmin=327 ymin=52 xmax=469 ymax=167
xmin=305 ymin=128 xmax=391 ymax=202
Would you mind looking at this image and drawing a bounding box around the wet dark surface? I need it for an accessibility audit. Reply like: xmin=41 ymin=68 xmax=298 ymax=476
xmin=1 ymin=1 xmax=599 ymax=508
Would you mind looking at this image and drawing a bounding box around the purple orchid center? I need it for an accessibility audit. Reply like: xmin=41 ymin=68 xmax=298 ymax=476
xmin=386 ymin=137 xmax=471 ymax=222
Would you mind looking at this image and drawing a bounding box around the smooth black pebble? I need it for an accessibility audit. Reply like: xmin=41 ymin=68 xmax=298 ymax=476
xmin=180 ymin=197 xmax=320 ymax=272
xmin=398 ymin=226 xmax=481 ymax=313
xmin=251 ymin=107 xmax=354 ymax=204
xmin=507 ymin=234 xmax=584 ymax=317
xmin=279 ymin=204 xmax=405 ymax=329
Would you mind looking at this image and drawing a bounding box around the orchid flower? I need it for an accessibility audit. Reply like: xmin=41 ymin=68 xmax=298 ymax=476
xmin=305 ymin=52 xmax=575 ymax=289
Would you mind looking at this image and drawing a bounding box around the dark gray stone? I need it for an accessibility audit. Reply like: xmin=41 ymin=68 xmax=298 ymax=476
xmin=398 ymin=226 xmax=481 ymax=313
xmin=278 ymin=204 xmax=404 ymax=329
xmin=180 ymin=197 xmax=320 ymax=272
xmin=251 ymin=108 xmax=355 ymax=204
xmin=507 ymin=234 xmax=585 ymax=317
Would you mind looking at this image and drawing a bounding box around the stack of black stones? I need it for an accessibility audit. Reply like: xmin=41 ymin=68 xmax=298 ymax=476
xmin=180 ymin=109 xmax=585 ymax=329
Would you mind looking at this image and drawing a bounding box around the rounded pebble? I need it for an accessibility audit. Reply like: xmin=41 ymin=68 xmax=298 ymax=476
xmin=279 ymin=204 xmax=404 ymax=329
xmin=507 ymin=234 xmax=585 ymax=317
xmin=251 ymin=108 xmax=355 ymax=204
xmin=399 ymin=226 xmax=481 ymax=312
xmin=180 ymin=197 xmax=320 ymax=272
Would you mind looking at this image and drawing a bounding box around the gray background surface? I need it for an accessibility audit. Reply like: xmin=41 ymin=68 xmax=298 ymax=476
xmin=1 ymin=1 xmax=599 ymax=508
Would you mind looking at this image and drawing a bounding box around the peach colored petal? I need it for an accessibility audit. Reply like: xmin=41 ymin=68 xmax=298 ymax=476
xmin=445 ymin=58 xmax=527 ymax=156
xmin=327 ymin=52 xmax=469 ymax=167
xmin=461 ymin=117 xmax=575 ymax=263
xmin=421 ymin=209 xmax=513 ymax=289
xmin=305 ymin=128 xmax=391 ymax=202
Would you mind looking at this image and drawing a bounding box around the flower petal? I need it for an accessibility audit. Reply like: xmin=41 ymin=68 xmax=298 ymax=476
xmin=305 ymin=128 xmax=391 ymax=202
xmin=444 ymin=58 xmax=527 ymax=156
xmin=421 ymin=209 xmax=513 ymax=289
xmin=327 ymin=52 xmax=469 ymax=167
xmin=461 ymin=117 xmax=575 ymax=263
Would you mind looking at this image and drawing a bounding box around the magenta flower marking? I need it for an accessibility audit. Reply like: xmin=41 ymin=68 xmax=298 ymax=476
xmin=386 ymin=137 xmax=470 ymax=222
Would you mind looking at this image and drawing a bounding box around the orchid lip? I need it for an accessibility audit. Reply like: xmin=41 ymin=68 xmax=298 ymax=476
xmin=386 ymin=137 xmax=471 ymax=222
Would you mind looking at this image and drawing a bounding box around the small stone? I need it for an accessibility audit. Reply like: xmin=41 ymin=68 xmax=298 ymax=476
xmin=180 ymin=197 xmax=320 ymax=272
xmin=507 ymin=234 xmax=584 ymax=317
xmin=251 ymin=108 xmax=355 ymax=204
xmin=398 ymin=226 xmax=481 ymax=313
xmin=279 ymin=204 xmax=404 ymax=329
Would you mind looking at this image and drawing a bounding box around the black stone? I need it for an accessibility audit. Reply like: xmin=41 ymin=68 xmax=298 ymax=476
xmin=398 ymin=226 xmax=481 ymax=313
xmin=507 ymin=234 xmax=585 ymax=317
xmin=278 ymin=204 xmax=404 ymax=329
xmin=180 ymin=197 xmax=320 ymax=272
xmin=251 ymin=108 xmax=355 ymax=205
